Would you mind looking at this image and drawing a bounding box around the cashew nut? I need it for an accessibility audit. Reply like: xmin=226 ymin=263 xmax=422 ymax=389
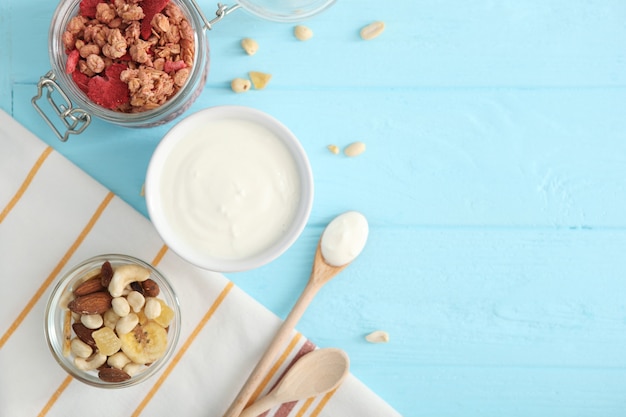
xmin=80 ymin=314 xmax=103 ymax=330
xmin=344 ymin=141 xmax=366 ymax=157
xmin=70 ymin=338 xmax=93 ymax=359
xmin=74 ymin=352 xmax=107 ymax=371
xmin=144 ymin=297 xmax=162 ymax=320
xmin=126 ymin=291 xmax=145 ymax=313
xmin=111 ymin=296 xmax=130 ymax=317
xmin=240 ymin=37 xmax=258 ymax=55
xmin=116 ymin=313 xmax=139 ymax=335
xmin=231 ymin=78 xmax=251 ymax=93
xmin=108 ymin=264 xmax=150 ymax=297
xmin=294 ymin=25 xmax=313 ymax=41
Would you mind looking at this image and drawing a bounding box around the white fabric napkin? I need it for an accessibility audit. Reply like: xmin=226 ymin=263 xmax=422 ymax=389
xmin=0 ymin=109 xmax=400 ymax=417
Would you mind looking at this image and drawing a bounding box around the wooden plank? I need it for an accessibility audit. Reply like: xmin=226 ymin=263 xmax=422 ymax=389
xmin=13 ymin=85 xmax=626 ymax=227
xmin=8 ymin=1 xmax=626 ymax=87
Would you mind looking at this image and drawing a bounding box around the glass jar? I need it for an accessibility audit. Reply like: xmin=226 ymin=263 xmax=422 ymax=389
xmin=44 ymin=254 xmax=181 ymax=388
xmin=236 ymin=0 xmax=336 ymax=22
xmin=33 ymin=0 xmax=210 ymax=141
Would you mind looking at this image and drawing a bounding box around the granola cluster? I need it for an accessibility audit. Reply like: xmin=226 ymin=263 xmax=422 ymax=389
xmin=63 ymin=0 xmax=195 ymax=112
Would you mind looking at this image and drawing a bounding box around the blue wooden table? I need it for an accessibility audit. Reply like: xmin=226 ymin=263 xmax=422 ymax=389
xmin=3 ymin=1 xmax=626 ymax=415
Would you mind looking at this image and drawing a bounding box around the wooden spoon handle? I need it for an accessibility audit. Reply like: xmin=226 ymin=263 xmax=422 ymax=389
xmin=239 ymin=393 xmax=278 ymax=417
xmin=222 ymin=281 xmax=321 ymax=417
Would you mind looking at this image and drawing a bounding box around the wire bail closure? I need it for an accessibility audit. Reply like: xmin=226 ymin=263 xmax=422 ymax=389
xmin=31 ymin=71 xmax=91 ymax=142
xmin=190 ymin=2 xmax=241 ymax=30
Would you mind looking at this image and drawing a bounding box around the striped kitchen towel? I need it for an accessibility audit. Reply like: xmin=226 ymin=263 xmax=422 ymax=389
xmin=0 ymin=109 xmax=400 ymax=417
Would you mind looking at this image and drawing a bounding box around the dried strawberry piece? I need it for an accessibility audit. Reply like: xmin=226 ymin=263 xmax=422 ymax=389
xmin=119 ymin=52 xmax=132 ymax=61
xmin=140 ymin=0 xmax=171 ymax=40
xmin=65 ymin=49 xmax=80 ymax=74
xmin=104 ymin=63 xmax=127 ymax=81
xmin=163 ymin=59 xmax=186 ymax=73
xmin=72 ymin=71 xmax=90 ymax=94
xmin=87 ymin=63 xmax=130 ymax=110
xmin=80 ymin=0 xmax=102 ymax=19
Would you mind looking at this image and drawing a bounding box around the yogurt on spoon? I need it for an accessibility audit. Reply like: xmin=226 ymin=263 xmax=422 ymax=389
xmin=320 ymin=211 xmax=369 ymax=267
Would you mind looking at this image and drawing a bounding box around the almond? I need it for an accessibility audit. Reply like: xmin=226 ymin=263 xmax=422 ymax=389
xmin=72 ymin=322 xmax=97 ymax=348
xmin=98 ymin=367 xmax=131 ymax=382
xmin=68 ymin=292 xmax=112 ymax=315
xmin=74 ymin=276 xmax=105 ymax=296
xmin=100 ymin=261 xmax=114 ymax=287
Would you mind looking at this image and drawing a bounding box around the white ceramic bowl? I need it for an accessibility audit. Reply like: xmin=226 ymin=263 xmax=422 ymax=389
xmin=145 ymin=106 xmax=314 ymax=272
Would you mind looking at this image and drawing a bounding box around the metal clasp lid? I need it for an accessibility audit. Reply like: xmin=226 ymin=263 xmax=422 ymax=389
xmin=32 ymin=71 xmax=91 ymax=142
xmin=190 ymin=2 xmax=241 ymax=30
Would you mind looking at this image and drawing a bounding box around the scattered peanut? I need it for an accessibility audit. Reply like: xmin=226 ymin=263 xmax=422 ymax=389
xmin=344 ymin=141 xmax=366 ymax=157
xmin=360 ymin=21 xmax=385 ymax=40
xmin=294 ymin=25 xmax=313 ymax=41
xmin=241 ymin=38 xmax=259 ymax=55
xmin=231 ymin=78 xmax=251 ymax=93
xmin=249 ymin=71 xmax=272 ymax=90
xmin=365 ymin=330 xmax=390 ymax=343
xmin=327 ymin=144 xmax=340 ymax=155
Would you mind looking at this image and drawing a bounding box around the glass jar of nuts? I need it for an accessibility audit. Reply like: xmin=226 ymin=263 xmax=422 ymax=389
xmin=45 ymin=254 xmax=181 ymax=388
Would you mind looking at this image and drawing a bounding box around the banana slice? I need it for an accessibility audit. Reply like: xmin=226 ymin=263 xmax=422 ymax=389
xmin=119 ymin=321 xmax=168 ymax=365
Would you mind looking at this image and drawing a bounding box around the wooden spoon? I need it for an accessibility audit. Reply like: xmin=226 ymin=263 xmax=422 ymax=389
xmin=239 ymin=348 xmax=349 ymax=417
xmin=222 ymin=243 xmax=350 ymax=417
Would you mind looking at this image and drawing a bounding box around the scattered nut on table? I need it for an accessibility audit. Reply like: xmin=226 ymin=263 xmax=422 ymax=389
xmin=241 ymin=38 xmax=259 ymax=55
xmin=231 ymin=78 xmax=251 ymax=93
xmin=327 ymin=144 xmax=340 ymax=154
xmin=294 ymin=25 xmax=314 ymax=41
xmin=365 ymin=330 xmax=390 ymax=343
xmin=360 ymin=21 xmax=385 ymax=40
xmin=344 ymin=141 xmax=366 ymax=157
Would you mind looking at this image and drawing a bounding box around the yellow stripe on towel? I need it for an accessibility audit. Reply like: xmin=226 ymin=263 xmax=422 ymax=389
xmin=0 ymin=146 xmax=53 ymax=224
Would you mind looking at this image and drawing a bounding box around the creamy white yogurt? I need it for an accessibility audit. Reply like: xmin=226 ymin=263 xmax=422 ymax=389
xmin=158 ymin=118 xmax=301 ymax=260
xmin=320 ymin=211 xmax=369 ymax=266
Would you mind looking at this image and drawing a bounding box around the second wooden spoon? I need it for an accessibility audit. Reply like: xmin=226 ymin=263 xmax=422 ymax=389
xmin=239 ymin=348 xmax=349 ymax=417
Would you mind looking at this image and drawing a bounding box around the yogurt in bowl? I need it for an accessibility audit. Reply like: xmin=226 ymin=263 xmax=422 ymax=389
xmin=145 ymin=106 xmax=314 ymax=272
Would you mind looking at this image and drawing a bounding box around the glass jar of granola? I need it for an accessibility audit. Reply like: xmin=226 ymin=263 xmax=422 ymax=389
xmin=33 ymin=0 xmax=209 ymax=141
